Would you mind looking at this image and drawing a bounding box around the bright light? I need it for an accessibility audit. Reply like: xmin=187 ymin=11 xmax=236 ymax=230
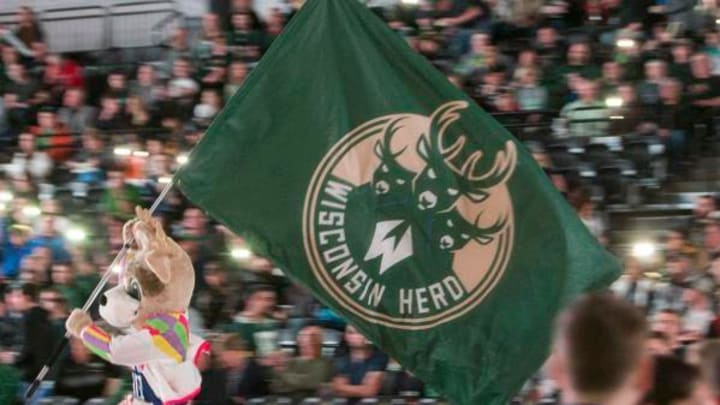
xmin=112 ymin=265 xmax=123 ymax=274
xmin=617 ymin=39 xmax=636 ymax=49
xmin=158 ymin=176 xmax=172 ymax=184
xmin=0 ymin=191 xmax=12 ymax=203
xmin=231 ymin=247 xmax=253 ymax=260
xmin=176 ymin=154 xmax=189 ymax=165
xmin=716 ymin=18 xmax=720 ymax=25
xmin=0 ymin=203 xmax=5 ymax=212
xmin=605 ymin=96 xmax=623 ymax=108
xmin=22 ymin=205 xmax=41 ymax=218
xmin=66 ymin=227 xmax=87 ymax=243
xmin=632 ymin=242 xmax=656 ymax=260
xmin=401 ymin=0 xmax=420 ymax=4
xmin=114 ymin=147 xmax=131 ymax=157
xmin=132 ymin=150 xmax=149 ymax=158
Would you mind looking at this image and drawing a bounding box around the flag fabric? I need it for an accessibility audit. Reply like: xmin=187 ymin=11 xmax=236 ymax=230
xmin=175 ymin=1 xmax=621 ymax=404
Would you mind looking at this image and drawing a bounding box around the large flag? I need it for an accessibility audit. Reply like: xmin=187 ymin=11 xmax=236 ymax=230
xmin=175 ymin=1 xmax=621 ymax=403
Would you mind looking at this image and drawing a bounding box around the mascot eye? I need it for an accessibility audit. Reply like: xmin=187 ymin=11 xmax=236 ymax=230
xmin=126 ymin=280 xmax=142 ymax=301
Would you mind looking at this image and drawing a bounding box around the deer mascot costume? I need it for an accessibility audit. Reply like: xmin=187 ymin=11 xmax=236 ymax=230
xmin=66 ymin=207 xmax=209 ymax=405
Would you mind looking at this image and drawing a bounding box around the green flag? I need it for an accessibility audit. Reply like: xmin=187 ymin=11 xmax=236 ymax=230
xmin=176 ymin=1 xmax=621 ymax=404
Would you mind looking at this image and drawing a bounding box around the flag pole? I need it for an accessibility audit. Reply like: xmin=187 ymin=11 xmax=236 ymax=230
xmin=24 ymin=179 xmax=176 ymax=400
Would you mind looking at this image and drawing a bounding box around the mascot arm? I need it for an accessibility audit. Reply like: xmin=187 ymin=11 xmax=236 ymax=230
xmin=80 ymin=315 xmax=189 ymax=367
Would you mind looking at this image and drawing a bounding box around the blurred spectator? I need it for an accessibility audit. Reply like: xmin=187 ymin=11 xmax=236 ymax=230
xmin=611 ymin=257 xmax=655 ymax=311
xmin=638 ymin=60 xmax=668 ymax=107
xmin=57 ymin=88 xmax=96 ymax=136
xmin=560 ymin=79 xmax=609 ymax=137
xmin=54 ymin=337 xmax=121 ymax=403
xmin=270 ymin=324 xmax=334 ymax=397
xmin=28 ymin=215 xmax=69 ymax=262
xmin=129 ymin=64 xmax=162 ymax=110
xmin=653 ymin=309 xmax=685 ymax=357
xmin=225 ymin=60 xmax=249 ymax=100
xmin=100 ymin=166 xmax=141 ymax=220
xmin=229 ymin=12 xmax=264 ymax=62
xmin=13 ymin=7 xmax=44 ymax=50
xmin=549 ymin=293 xmax=650 ymax=405
xmin=196 ymin=333 xmax=269 ymax=404
xmin=30 ymin=107 xmax=73 ymax=163
xmin=516 ymin=68 xmax=548 ymax=112
xmin=222 ymin=284 xmax=281 ymax=355
xmin=2 ymin=225 xmax=33 ymax=280
xmin=646 ymin=331 xmax=673 ymax=356
xmin=9 ymin=283 xmax=53 ymax=386
xmin=332 ymin=325 xmax=387 ymax=402
xmin=5 ymin=132 xmax=52 ymax=182
xmin=194 ymin=262 xmax=237 ymax=330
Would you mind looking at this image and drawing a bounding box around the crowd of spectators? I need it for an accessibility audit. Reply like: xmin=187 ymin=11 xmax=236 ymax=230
xmin=0 ymin=0 xmax=720 ymax=404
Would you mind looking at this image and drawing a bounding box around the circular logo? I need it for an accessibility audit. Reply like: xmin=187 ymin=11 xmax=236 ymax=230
xmin=303 ymin=101 xmax=516 ymax=330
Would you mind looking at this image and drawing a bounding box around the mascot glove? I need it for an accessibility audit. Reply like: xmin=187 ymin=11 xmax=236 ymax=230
xmin=66 ymin=309 xmax=93 ymax=338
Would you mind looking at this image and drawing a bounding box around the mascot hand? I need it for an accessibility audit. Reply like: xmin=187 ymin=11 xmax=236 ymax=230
xmin=66 ymin=309 xmax=93 ymax=338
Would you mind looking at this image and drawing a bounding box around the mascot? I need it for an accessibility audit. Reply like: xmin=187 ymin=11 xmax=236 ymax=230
xmin=66 ymin=207 xmax=209 ymax=404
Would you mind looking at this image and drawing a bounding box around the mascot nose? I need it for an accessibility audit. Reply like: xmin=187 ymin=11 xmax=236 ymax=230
xmin=99 ymin=294 xmax=107 ymax=306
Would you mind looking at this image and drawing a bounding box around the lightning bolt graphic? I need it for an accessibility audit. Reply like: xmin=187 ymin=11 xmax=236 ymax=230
xmin=364 ymin=220 xmax=413 ymax=275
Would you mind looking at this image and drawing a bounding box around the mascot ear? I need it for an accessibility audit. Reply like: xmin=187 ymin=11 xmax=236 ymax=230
xmin=144 ymin=250 xmax=172 ymax=284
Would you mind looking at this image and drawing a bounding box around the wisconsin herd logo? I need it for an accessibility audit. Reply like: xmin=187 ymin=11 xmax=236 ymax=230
xmin=303 ymin=101 xmax=517 ymax=329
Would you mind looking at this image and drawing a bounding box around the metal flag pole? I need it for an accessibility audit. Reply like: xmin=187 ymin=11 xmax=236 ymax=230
xmin=25 ymin=179 xmax=176 ymax=400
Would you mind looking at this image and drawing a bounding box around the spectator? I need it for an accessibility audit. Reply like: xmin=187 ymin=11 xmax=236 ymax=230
xmin=196 ymin=333 xmax=269 ymax=404
xmin=516 ymin=68 xmax=549 ymax=112
xmin=687 ymin=52 xmax=720 ymax=153
xmin=646 ymin=331 xmax=673 ymax=356
xmin=28 ymin=215 xmax=69 ymax=263
xmin=95 ymin=95 xmax=127 ymax=133
xmin=270 ymin=324 xmax=334 ymax=397
xmin=99 ymin=166 xmax=141 ymax=220
xmin=229 ymin=12 xmax=264 ymax=62
xmin=8 ymin=283 xmax=53 ymax=388
xmin=682 ymin=286 xmax=715 ymax=342
xmin=225 ymin=60 xmax=249 ymax=100
xmin=454 ymin=32 xmax=491 ymax=77
xmin=332 ymin=325 xmax=387 ymax=402
xmin=560 ymin=79 xmax=610 ymax=137
xmin=222 ymin=284 xmax=281 ymax=355
xmin=194 ymin=262 xmax=237 ymax=330
xmin=653 ymin=309 xmax=685 ymax=357
xmin=129 ymin=64 xmax=162 ymax=110
xmin=5 ymin=132 xmax=52 ymax=182
xmin=651 ymin=78 xmax=690 ymax=172
xmin=638 ymin=60 xmax=668 ymax=107
xmin=57 ymin=88 xmax=96 ymax=136
xmin=670 ymin=40 xmax=694 ymax=85
xmin=705 ymin=222 xmax=720 ymax=261
xmin=612 ymin=257 xmax=655 ymax=311
xmin=4 ymin=63 xmax=36 ymax=102
xmin=2 ymin=225 xmax=33 ymax=280
xmin=13 ymin=7 xmax=44 ymax=50
xmin=30 ymin=107 xmax=73 ymax=162
xmin=54 ymin=337 xmax=121 ymax=402
xmin=548 ymin=293 xmax=650 ymax=405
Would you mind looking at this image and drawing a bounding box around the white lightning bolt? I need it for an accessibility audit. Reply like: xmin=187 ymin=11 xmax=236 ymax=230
xmin=364 ymin=220 xmax=413 ymax=275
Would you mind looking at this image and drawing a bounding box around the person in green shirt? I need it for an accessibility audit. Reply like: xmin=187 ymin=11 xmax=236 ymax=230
xmin=221 ymin=284 xmax=281 ymax=355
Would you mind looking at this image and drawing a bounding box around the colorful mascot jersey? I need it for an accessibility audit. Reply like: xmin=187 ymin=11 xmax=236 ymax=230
xmin=80 ymin=312 xmax=207 ymax=405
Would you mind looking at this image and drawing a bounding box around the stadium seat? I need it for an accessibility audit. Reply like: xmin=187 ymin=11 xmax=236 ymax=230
xmin=83 ymin=399 xmax=106 ymax=405
xmin=248 ymin=398 xmax=268 ymax=405
xmin=299 ymin=398 xmax=323 ymax=405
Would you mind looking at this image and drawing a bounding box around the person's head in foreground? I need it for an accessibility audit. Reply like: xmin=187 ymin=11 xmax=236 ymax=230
xmin=549 ymin=293 xmax=652 ymax=405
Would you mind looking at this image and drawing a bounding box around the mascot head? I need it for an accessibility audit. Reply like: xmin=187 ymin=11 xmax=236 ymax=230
xmin=99 ymin=207 xmax=195 ymax=329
